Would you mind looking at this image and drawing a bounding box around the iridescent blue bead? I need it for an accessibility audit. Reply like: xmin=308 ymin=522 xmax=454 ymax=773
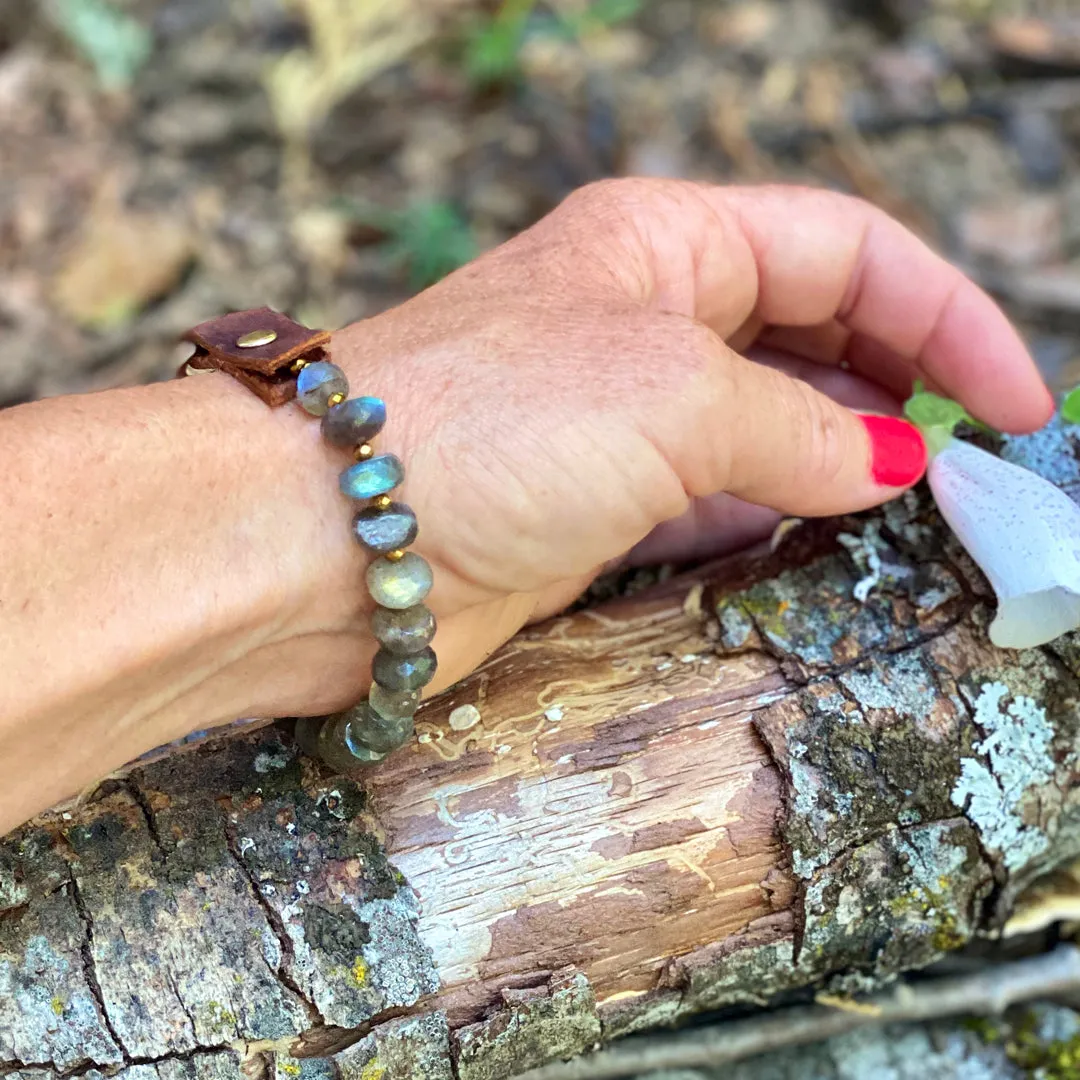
xmin=352 ymin=502 xmax=418 ymax=554
xmin=372 ymin=646 xmax=437 ymax=692
xmin=297 ymin=361 xmax=348 ymax=416
xmin=369 ymin=684 xmax=422 ymax=721
xmin=339 ymin=454 xmax=404 ymax=500
xmin=366 ymin=551 xmax=432 ymax=609
xmin=345 ymin=701 xmax=414 ymax=755
xmin=371 ymin=604 xmax=435 ymax=655
xmin=322 ymin=397 xmax=386 ymax=448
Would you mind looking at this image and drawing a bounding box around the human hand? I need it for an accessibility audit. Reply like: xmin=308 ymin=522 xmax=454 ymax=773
xmin=270 ymin=179 xmax=1054 ymax=716
xmin=0 ymin=179 xmax=1055 ymax=829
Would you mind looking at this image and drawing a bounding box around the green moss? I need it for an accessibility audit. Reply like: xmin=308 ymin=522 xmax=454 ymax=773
xmin=963 ymin=1016 xmax=1002 ymax=1044
xmin=1007 ymin=1023 xmax=1080 ymax=1078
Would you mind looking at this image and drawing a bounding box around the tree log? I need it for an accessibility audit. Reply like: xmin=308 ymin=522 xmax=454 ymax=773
xmin=5 ymin=426 xmax=1080 ymax=1080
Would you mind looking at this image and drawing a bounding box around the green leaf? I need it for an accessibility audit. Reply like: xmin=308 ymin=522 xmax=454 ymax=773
xmin=1062 ymin=386 xmax=1080 ymax=425
xmin=903 ymin=383 xmax=974 ymax=434
xmin=50 ymin=0 xmax=151 ymax=91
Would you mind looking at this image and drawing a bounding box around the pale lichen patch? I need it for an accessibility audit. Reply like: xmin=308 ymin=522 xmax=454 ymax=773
xmin=951 ymin=681 xmax=1056 ymax=872
xmin=1001 ymin=414 xmax=1080 ymax=491
xmin=839 ymin=651 xmax=940 ymax=727
xmin=838 ymin=521 xmax=886 ymax=603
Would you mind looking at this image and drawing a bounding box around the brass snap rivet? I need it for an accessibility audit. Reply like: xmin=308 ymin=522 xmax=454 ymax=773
xmin=237 ymin=329 xmax=278 ymax=348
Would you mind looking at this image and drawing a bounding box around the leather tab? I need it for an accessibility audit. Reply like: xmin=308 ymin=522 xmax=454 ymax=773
xmin=179 ymin=307 xmax=332 ymax=407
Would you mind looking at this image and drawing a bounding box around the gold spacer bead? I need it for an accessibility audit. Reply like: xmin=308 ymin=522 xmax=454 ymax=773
xmin=354 ymin=443 xmax=374 ymax=461
xmin=372 ymin=494 xmax=393 ymax=510
xmin=385 ymin=549 xmax=406 ymax=562
xmin=327 ymin=392 xmax=346 ymax=407
xmin=291 ymin=357 xmax=309 ymax=374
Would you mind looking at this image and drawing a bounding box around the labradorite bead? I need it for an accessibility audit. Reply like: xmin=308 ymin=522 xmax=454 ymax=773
xmin=371 ymin=604 xmax=436 ymax=655
xmin=297 ymin=361 xmax=349 ymax=416
xmin=353 ymin=502 xmax=418 ymax=555
xmin=372 ymin=646 xmax=437 ymax=692
xmin=345 ymin=701 xmax=414 ymax=754
xmin=293 ymin=717 xmax=325 ymax=759
xmin=322 ymin=397 xmax=387 ymax=448
xmin=340 ymin=454 xmax=405 ymax=500
xmin=366 ymin=551 xmax=432 ymax=609
xmin=337 ymin=732 xmax=386 ymax=766
xmin=299 ymin=714 xmax=385 ymax=771
xmin=369 ymin=683 xmax=422 ymax=721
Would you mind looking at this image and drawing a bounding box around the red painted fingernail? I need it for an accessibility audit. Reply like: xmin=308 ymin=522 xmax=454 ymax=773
xmin=858 ymin=414 xmax=927 ymax=488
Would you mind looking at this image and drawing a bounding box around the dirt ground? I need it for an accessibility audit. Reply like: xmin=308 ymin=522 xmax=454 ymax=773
xmin=5 ymin=0 xmax=1080 ymax=409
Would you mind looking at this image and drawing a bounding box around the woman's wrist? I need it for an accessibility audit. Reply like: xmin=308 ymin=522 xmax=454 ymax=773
xmin=0 ymin=353 xmax=384 ymax=830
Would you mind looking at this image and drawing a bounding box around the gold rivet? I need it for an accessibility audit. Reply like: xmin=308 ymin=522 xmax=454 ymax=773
xmin=237 ymin=329 xmax=278 ymax=348
xmin=291 ymin=358 xmax=309 ymax=373
xmin=355 ymin=443 xmax=374 ymax=461
xmin=372 ymin=494 xmax=392 ymax=510
xmin=386 ymin=549 xmax=406 ymax=562
xmin=328 ymin=392 xmax=346 ymax=407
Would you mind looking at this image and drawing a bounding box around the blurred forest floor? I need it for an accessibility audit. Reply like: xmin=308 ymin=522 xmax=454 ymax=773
xmin=6 ymin=0 xmax=1080 ymax=405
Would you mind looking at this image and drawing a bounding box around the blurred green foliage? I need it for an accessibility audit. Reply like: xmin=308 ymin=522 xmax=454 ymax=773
xmin=464 ymin=0 xmax=536 ymax=88
xmin=464 ymin=0 xmax=643 ymax=88
xmin=385 ymin=201 xmax=477 ymax=289
xmin=50 ymin=0 xmax=151 ymax=90
xmin=344 ymin=201 xmax=478 ymax=290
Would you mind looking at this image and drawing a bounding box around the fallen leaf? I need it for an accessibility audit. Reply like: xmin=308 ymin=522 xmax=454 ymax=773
xmin=51 ymin=188 xmax=193 ymax=329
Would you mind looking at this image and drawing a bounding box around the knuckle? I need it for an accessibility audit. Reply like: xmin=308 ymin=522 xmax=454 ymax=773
xmin=561 ymin=177 xmax=657 ymax=218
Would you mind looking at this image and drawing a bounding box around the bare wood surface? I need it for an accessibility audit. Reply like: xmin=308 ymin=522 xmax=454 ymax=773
xmin=6 ymin=427 xmax=1080 ymax=1080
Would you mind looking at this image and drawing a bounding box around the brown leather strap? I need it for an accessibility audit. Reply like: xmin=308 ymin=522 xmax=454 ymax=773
xmin=179 ymin=307 xmax=332 ymax=407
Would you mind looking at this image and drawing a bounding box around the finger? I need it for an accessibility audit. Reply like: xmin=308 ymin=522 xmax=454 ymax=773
xmin=567 ymin=179 xmax=1053 ymax=433
xmin=746 ymin=344 xmax=901 ymax=415
xmin=648 ymin=322 xmax=927 ymax=518
xmin=633 ymin=344 xmax=903 ymax=563
xmin=758 ymin=322 xmax=957 ymax=405
xmin=718 ymin=186 xmax=1054 ymax=432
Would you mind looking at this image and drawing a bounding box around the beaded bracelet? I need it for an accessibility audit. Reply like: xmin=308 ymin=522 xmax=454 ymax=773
xmin=179 ymin=308 xmax=435 ymax=770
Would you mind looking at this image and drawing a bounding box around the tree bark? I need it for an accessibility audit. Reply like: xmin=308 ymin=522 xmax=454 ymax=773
xmin=5 ymin=428 xmax=1080 ymax=1080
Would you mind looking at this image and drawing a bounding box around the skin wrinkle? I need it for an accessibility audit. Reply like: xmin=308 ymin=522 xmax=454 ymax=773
xmin=834 ymin=212 xmax=877 ymax=330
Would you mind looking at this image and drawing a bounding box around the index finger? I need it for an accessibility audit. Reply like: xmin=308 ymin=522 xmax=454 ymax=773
xmin=594 ymin=180 xmax=1054 ymax=434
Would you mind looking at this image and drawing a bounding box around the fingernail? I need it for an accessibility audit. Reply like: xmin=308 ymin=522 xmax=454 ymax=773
xmin=858 ymin=414 xmax=927 ymax=488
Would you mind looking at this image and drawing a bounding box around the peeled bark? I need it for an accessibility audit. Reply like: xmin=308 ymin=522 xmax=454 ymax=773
xmin=5 ymin=427 xmax=1080 ymax=1080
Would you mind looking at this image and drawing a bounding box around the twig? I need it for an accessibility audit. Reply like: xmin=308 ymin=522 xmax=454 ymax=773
xmin=514 ymin=945 xmax=1080 ymax=1080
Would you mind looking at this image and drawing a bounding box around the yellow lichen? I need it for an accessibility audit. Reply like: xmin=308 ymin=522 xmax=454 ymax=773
xmin=50 ymin=996 xmax=65 ymax=1016
xmin=351 ymin=955 xmax=368 ymax=986
xmin=359 ymin=1061 xmax=385 ymax=1080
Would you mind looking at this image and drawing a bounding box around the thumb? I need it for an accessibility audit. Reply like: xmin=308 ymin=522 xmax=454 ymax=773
xmin=675 ymin=347 xmax=927 ymax=517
